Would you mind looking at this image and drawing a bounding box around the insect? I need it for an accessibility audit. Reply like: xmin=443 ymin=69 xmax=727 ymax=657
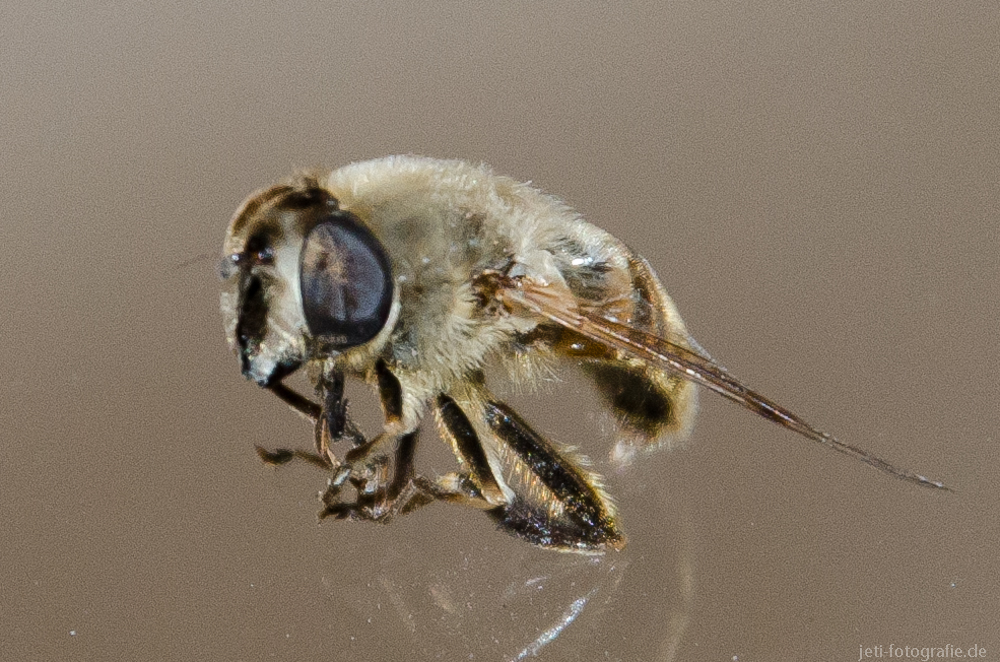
xmin=220 ymin=155 xmax=947 ymax=553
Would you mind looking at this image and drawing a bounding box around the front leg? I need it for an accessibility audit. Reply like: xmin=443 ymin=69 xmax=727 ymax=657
xmin=257 ymin=361 xmax=490 ymax=526
xmin=314 ymin=369 xmax=366 ymax=465
xmin=319 ymin=430 xmax=432 ymax=521
xmin=318 ymin=360 xmax=425 ymax=517
xmin=316 ymin=361 xmax=506 ymax=523
xmin=321 ymin=434 xmax=500 ymax=523
xmin=255 ymin=369 xmax=362 ymax=468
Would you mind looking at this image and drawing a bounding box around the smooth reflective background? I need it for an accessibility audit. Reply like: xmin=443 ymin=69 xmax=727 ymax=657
xmin=2 ymin=2 xmax=996 ymax=659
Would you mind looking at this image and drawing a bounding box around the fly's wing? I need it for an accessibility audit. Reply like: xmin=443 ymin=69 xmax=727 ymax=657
xmin=501 ymin=276 xmax=949 ymax=491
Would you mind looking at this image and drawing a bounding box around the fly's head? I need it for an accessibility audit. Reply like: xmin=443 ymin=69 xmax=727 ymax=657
xmin=220 ymin=179 xmax=395 ymax=387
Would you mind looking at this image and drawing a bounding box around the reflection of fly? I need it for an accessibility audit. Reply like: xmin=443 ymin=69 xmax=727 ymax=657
xmin=220 ymin=155 xmax=946 ymax=553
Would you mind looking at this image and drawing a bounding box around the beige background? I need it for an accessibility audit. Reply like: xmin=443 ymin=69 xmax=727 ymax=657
xmin=2 ymin=1 xmax=996 ymax=660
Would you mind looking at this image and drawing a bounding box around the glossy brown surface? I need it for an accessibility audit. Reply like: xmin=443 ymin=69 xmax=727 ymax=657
xmin=3 ymin=2 xmax=996 ymax=659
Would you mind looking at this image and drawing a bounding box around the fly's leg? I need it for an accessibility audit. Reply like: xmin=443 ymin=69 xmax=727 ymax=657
xmin=317 ymin=381 xmax=506 ymax=523
xmin=320 ymin=430 xmax=497 ymax=523
xmin=317 ymin=360 xmax=439 ymax=520
xmin=443 ymin=380 xmax=624 ymax=552
xmin=255 ymin=370 xmax=365 ymax=468
xmin=320 ymin=431 xmax=429 ymax=521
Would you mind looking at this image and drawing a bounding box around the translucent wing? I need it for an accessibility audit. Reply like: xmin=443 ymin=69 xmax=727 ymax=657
xmin=502 ymin=276 xmax=949 ymax=491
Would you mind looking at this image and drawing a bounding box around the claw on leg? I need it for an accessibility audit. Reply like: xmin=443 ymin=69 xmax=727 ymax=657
xmin=255 ymin=445 xmax=331 ymax=469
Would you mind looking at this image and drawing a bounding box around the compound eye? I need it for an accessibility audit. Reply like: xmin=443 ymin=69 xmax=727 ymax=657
xmin=299 ymin=211 xmax=393 ymax=349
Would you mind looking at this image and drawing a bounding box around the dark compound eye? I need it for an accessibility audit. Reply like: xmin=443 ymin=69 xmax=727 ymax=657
xmin=300 ymin=211 xmax=393 ymax=349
